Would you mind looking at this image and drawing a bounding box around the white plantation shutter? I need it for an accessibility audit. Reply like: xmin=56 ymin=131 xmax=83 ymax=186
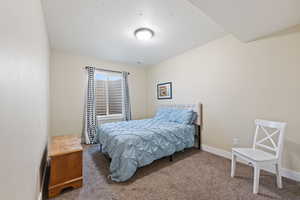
xmin=95 ymin=71 xmax=123 ymax=116
xmin=95 ymin=79 xmax=107 ymax=116
xmin=108 ymin=78 xmax=122 ymax=114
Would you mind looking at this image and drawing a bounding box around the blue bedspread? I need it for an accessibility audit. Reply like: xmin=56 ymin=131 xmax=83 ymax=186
xmin=97 ymin=119 xmax=195 ymax=182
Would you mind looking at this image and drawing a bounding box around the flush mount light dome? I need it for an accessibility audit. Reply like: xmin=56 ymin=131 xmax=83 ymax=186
xmin=134 ymin=28 xmax=154 ymax=41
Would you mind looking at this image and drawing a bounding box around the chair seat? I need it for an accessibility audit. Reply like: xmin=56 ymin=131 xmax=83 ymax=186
xmin=232 ymin=148 xmax=276 ymax=162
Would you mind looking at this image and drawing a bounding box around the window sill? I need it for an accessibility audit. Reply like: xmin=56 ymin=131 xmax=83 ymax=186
xmin=97 ymin=114 xmax=124 ymax=121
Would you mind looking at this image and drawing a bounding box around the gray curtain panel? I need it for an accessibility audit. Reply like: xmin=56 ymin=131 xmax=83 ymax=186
xmin=122 ymin=71 xmax=132 ymax=121
xmin=82 ymin=66 xmax=97 ymax=144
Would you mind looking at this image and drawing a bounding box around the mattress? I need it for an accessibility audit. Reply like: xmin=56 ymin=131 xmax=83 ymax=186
xmin=97 ymin=118 xmax=195 ymax=182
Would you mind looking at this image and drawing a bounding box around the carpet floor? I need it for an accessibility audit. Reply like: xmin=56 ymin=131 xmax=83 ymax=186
xmin=50 ymin=145 xmax=300 ymax=200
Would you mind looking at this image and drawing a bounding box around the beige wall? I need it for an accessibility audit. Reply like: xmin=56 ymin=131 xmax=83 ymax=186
xmin=146 ymin=31 xmax=300 ymax=172
xmin=50 ymin=50 xmax=147 ymax=136
xmin=0 ymin=0 xmax=50 ymax=199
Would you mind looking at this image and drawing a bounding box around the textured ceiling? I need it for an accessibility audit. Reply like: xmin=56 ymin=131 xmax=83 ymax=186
xmin=42 ymin=0 xmax=226 ymax=66
xmin=188 ymin=0 xmax=300 ymax=42
xmin=43 ymin=0 xmax=300 ymax=66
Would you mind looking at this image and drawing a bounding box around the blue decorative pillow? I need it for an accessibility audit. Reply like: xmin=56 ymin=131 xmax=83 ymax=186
xmin=155 ymin=108 xmax=196 ymax=124
xmin=168 ymin=108 xmax=194 ymax=124
xmin=154 ymin=108 xmax=172 ymax=121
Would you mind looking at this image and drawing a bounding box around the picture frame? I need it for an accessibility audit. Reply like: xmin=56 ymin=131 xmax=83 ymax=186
xmin=157 ymin=82 xmax=172 ymax=100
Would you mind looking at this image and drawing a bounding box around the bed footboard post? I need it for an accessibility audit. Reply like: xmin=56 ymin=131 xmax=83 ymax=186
xmin=198 ymin=125 xmax=202 ymax=150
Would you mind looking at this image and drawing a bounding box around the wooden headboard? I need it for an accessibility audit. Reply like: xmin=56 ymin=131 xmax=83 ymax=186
xmin=157 ymin=103 xmax=203 ymax=126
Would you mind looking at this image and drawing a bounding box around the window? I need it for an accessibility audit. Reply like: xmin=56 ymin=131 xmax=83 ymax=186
xmin=95 ymin=71 xmax=123 ymax=117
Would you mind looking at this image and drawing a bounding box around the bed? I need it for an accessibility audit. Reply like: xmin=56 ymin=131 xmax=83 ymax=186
xmin=97 ymin=103 xmax=202 ymax=182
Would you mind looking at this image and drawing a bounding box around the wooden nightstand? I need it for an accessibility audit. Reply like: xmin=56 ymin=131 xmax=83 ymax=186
xmin=48 ymin=135 xmax=83 ymax=198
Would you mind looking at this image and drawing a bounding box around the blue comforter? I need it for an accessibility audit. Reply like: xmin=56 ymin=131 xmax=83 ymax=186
xmin=97 ymin=118 xmax=195 ymax=182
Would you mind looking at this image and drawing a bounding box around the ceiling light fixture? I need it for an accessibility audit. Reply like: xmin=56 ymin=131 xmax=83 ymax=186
xmin=134 ymin=28 xmax=154 ymax=41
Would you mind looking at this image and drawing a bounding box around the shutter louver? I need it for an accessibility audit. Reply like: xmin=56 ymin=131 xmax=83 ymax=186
xmin=95 ymin=79 xmax=107 ymax=116
xmin=108 ymin=79 xmax=122 ymax=115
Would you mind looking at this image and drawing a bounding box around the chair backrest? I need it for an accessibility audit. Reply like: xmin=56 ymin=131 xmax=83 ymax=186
xmin=253 ymin=119 xmax=287 ymax=159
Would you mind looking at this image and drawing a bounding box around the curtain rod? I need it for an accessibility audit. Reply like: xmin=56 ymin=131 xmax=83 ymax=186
xmin=85 ymin=66 xmax=130 ymax=75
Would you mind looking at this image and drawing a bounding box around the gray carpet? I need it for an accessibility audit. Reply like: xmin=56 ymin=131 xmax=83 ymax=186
xmin=50 ymin=145 xmax=300 ymax=200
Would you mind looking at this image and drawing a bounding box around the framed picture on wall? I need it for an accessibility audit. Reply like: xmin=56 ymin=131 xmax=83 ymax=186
xmin=157 ymin=82 xmax=172 ymax=100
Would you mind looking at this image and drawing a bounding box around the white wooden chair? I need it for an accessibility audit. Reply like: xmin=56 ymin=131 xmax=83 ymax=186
xmin=231 ymin=119 xmax=287 ymax=194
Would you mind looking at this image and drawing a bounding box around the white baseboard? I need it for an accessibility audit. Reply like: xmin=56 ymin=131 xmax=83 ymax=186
xmin=202 ymin=144 xmax=300 ymax=182
xmin=38 ymin=192 xmax=42 ymax=200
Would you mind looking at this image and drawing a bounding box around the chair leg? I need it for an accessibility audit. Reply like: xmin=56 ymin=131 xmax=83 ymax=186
xmin=253 ymin=166 xmax=260 ymax=194
xmin=275 ymin=163 xmax=283 ymax=189
xmin=231 ymin=154 xmax=236 ymax=178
